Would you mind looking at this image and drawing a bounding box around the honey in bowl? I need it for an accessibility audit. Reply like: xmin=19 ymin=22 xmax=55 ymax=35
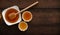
xmin=5 ymin=8 xmax=19 ymax=23
xmin=18 ymin=21 xmax=28 ymax=31
xmin=22 ymin=11 xmax=32 ymax=22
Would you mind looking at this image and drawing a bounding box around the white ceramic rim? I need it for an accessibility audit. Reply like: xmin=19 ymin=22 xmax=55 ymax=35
xmin=22 ymin=11 xmax=32 ymax=22
xmin=2 ymin=5 xmax=21 ymax=26
xmin=18 ymin=21 xmax=28 ymax=31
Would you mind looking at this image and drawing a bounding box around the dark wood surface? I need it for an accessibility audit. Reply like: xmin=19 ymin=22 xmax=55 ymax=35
xmin=0 ymin=0 xmax=60 ymax=35
xmin=0 ymin=0 xmax=60 ymax=8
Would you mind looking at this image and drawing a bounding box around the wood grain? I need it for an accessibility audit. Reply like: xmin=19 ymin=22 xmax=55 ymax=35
xmin=0 ymin=0 xmax=60 ymax=35
xmin=0 ymin=9 xmax=60 ymax=35
xmin=0 ymin=0 xmax=59 ymax=8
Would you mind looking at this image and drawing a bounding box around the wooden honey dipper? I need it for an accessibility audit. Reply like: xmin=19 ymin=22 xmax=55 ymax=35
xmin=9 ymin=1 xmax=39 ymax=19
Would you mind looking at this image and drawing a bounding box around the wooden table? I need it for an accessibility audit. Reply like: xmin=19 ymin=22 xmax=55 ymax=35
xmin=0 ymin=0 xmax=60 ymax=35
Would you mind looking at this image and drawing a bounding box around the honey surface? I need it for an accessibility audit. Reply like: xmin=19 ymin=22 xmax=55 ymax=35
xmin=5 ymin=9 xmax=19 ymax=23
xmin=23 ymin=12 xmax=31 ymax=20
xmin=20 ymin=22 xmax=27 ymax=29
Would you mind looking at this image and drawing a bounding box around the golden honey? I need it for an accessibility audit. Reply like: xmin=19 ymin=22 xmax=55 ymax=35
xmin=20 ymin=22 xmax=27 ymax=29
xmin=24 ymin=12 xmax=31 ymax=20
xmin=18 ymin=21 xmax=28 ymax=31
xmin=5 ymin=9 xmax=19 ymax=23
xmin=22 ymin=11 xmax=32 ymax=22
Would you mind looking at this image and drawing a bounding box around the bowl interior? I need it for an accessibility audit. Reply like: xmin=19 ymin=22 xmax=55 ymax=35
xmin=2 ymin=6 xmax=21 ymax=26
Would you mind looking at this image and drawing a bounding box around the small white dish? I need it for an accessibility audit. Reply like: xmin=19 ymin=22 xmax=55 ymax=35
xmin=22 ymin=11 xmax=32 ymax=22
xmin=18 ymin=21 xmax=28 ymax=31
xmin=2 ymin=6 xmax=21 ymax=26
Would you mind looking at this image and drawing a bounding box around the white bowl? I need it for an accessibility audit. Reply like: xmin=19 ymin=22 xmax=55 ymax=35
xmin=2 ymin=6 xmax=21 ymax=26
xmin=18 ymin=21 xmax=28 ymax=31
xmin=22 ymin=11 xmax=32 ymax=22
